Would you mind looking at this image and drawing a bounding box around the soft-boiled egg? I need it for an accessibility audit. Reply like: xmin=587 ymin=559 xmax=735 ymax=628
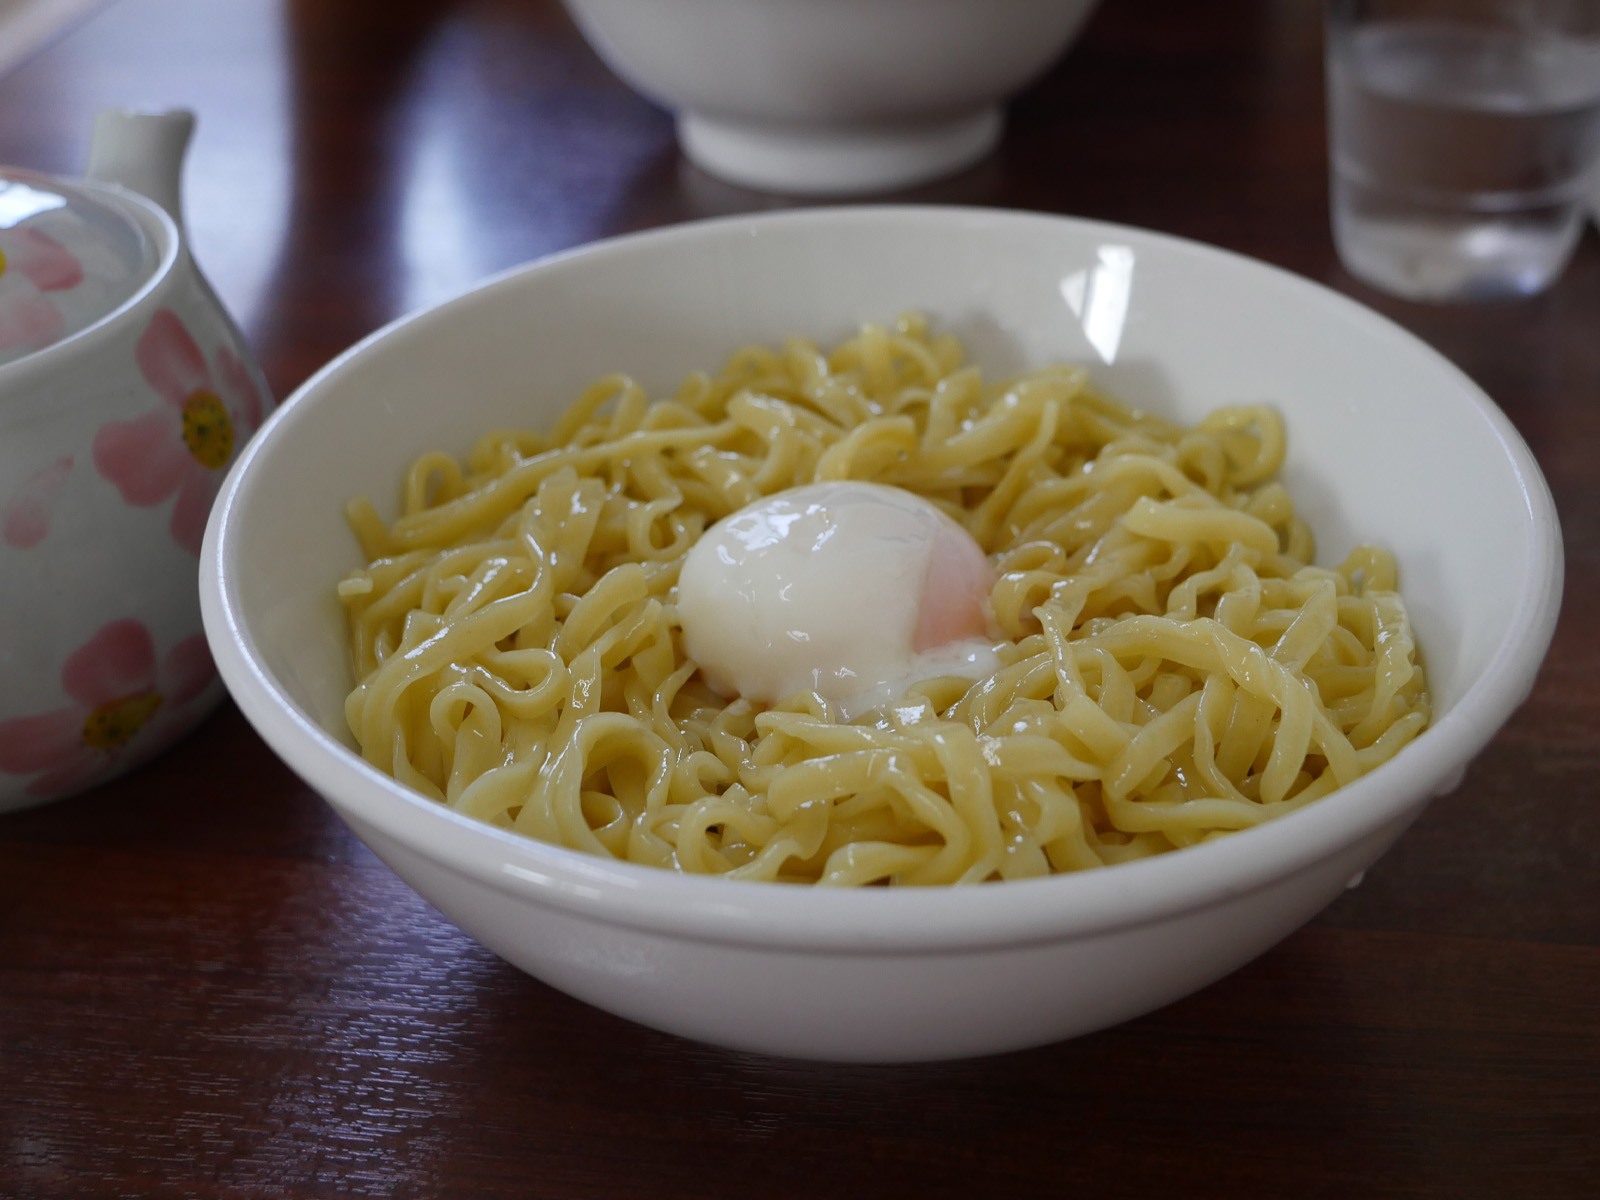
xmin=676 ymin=481 xmax=999 ymax=717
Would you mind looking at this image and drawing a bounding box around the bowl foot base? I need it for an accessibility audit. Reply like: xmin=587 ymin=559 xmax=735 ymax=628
xmin=678 ymin=106 xmax=1002 ymax=196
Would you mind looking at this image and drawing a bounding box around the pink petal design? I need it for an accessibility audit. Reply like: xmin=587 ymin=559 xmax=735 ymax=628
xmin=2 ymin=456 xmax=73 ymax=548
xmin=93 ymin=407 xmax=190 ymax=505
xmin=0 ymin=291 xmax=66 ymax=354
xmin=27 ymin=750 xmax=110 ymax=799
xmin=10 ymin=228 xmax=84 ymax=292
xmin=61 ymin=618 xmax=157 ymax=708
xmin=216 ymin=345 xmax=265 ymax=432
xmin=136 ymin=309 xmax=213 ymax=411
xmin=159 ymin=635 xmax=216 ymax=705
xmin=0 ymin=707 xmax=86 ymax=774
xmin=168 ymin=468 xmax=216 ymax=556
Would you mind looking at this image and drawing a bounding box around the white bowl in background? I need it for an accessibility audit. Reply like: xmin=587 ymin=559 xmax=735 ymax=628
xmin=201 ymin=207 xmax=1562 ymax=1062
xmin=561 ymin=0 xmax=1103 ymax=194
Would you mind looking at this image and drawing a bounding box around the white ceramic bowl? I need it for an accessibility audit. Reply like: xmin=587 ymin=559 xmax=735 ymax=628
xmin=201 ymin=207 xmax=1562 ymax=1063
xmin=561 ymin=0 xmax=1102 ymax=194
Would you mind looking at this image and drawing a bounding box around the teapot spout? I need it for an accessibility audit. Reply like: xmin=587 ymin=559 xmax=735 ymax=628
xmin=84 ymin=109 xmax=196 ymax=234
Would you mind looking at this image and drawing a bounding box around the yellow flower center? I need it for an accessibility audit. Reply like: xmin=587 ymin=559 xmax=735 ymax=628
xmin=182 ymin=389 xmax=234 ymax=469
xmin=81 ymin=691 xmax=164 ymax=750
xmin=0 ymin=246 xmax=8 ymax=278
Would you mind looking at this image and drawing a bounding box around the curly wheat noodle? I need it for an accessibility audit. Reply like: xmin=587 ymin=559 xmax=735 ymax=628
xmin=336 ymin=314 xmax=1431 ymax=886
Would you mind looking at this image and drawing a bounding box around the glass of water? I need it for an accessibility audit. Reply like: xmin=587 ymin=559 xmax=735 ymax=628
xmin=1326 ymin=0 xmax=1600 ymax=302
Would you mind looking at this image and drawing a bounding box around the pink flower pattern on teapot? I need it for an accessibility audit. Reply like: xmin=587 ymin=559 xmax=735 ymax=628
xmin=93 ymin=307 xmax=265 ymax=555
xmin=0 ymin=227 xmax=84 ymax=355
xmin=1 ymin=456 xmax=74 ymax=548
xmin=0 ymin=618 xmax=215 ymax=799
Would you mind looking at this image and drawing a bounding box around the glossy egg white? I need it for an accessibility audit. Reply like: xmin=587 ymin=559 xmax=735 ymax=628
xmin=677 ymin=481 xmax=996 ymax=715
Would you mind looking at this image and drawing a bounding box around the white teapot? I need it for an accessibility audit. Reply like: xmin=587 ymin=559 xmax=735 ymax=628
xmin=0 ymin=110 xmax=273 ymax=812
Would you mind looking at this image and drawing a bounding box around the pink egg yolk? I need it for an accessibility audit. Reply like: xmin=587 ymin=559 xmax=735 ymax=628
xmin=913 ymin=520 xmax=995 ymax=652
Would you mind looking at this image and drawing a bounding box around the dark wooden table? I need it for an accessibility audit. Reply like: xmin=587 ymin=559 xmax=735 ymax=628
xmin=2 ymin=1 xmax=1596 ymax=1195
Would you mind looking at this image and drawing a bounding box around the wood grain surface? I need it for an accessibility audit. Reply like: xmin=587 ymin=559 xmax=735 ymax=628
xmin=1 ymin=1 xmax=1596 ymax=1196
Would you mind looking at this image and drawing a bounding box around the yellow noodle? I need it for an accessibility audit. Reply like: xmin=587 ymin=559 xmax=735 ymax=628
xmin=339 ymin=315 xmax=1431 ymax=884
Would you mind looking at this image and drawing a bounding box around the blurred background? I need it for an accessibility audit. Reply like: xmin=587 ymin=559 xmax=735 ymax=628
xmin=0 ymin=0 xmax=1348 ymax=398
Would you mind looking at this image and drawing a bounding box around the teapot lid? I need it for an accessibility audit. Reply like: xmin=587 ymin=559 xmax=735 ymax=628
xmin=0 ymin=171 xmax=163 ymax=369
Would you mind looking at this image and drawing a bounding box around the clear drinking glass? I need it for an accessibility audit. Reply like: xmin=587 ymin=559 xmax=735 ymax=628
xmin=1326 ymin=0 xmax=1600 ymax=302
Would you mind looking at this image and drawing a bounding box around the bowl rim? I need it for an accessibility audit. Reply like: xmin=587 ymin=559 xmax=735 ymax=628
xmin=200 ymin=203 xmax=1565 ymax=953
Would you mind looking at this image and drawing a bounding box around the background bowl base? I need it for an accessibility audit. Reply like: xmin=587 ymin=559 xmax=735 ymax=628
xmin=678 ymin=105 xmax=1001 ymax=196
